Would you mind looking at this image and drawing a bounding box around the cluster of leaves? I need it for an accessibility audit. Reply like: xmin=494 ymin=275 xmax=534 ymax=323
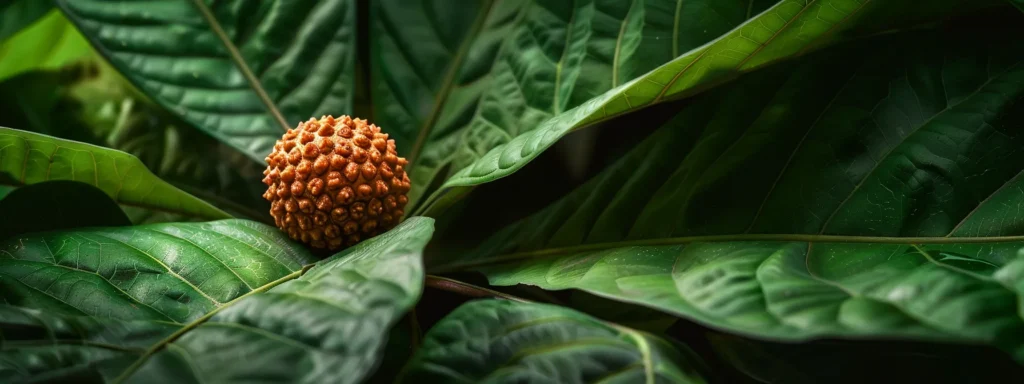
xmin=2 ymin=0 xmax=1024 ymax=382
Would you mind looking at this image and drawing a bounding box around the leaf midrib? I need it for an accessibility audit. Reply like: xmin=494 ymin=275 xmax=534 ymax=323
xmin=436 ymin=233 xmax=1024 ymax=273
xmin=819 ymin=58 xmax=1024 ymax=234
xmin=187 ymin=0 xmax=289 ymax=132
xmin=112 ymin=264 xmax=314 ymax=383
xmin=407 ymin=0 xmax=496 ymax=165
xmin=611 ymin=0 xmax=639 ymax=87
xmin=92 ymin=232 xmax=223 ymax=306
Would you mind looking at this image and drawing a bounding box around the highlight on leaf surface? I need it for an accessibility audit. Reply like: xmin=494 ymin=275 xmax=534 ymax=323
xmin=400 ymin=299 xmax=711 ymax=384
xmin=0 ymin=217 xmax=435 ymax=383
xmin=1 ymin=0 xmax=1021 ymax=382
xmin=453 ymin=21 xmax=1024 ymax=364
xmin=0 ymin=127 xmax=230 ymax=223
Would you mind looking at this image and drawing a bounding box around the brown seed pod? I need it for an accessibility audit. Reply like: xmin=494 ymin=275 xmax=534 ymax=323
xmin=263 ymin=115 xmax=410 ymax=250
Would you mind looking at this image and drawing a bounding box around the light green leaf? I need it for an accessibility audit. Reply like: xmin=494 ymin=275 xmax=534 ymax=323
xmin=411 ymin=0 xmax=1006 ymax=216
xmin=0 ymin=216 xmax=434 ymax=383
xmin=0 ymin=127 xmax=229 ymax=222
xmin=398 ymin=299 xmax=709 ymax=383
xmin=451 ymin=24 xmax=1024 ymax=363
xmin=0 ymin=10 xmax=92 ymax=82
xmin=374 ymin=0 xmax=774 ymax=212
xmin=57 ymin=0 xmax=357 ymax=163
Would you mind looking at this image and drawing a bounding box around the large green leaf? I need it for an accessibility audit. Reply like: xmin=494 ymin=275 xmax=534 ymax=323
xmin=449 ymin=24 xmax=1024 ymax=363
xmin=0 ymin=10 xmax=92 ymax=82
xmin=397 ymin=0 xmax=1005 ymax=215
xmin=0 ymin=127 xmax=229 ymax=222
xmin=375 ymin=0 xmax=774 ymax=212
xmin=399 ymin=299 xmax=709 ymax=383
xmin=57 ymin=0 xmax=357 ymax=163
xmin=0 ymin=217 xmax=434 ymax=383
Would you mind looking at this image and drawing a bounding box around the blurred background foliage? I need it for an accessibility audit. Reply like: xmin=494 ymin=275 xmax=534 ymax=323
xmin=0 ymin=8 xmax=267 ymax=221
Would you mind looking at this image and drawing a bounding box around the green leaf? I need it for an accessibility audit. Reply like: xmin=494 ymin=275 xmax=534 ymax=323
xmin=451 ymin=24 xmax=1024 ymax=363
xmin=0 ymin=180 xmax=131 ymax=240
xmin=0 ymin=0 xmax=53 ymax=42
xmin=0 ymin=304 xmax=180 ymax=383
xmin=0 ymin=66 xmax=273 ymax=222
xmin=374 ymin=0 xmax=773 ymax=212
xmin=121 ymin=217 xmax=433 ymax=383
xmin=0 ymin=219 xmax=316 ymax=321
xmin=398 ymin=299 xmax=709 ymax=383
xmin=0 ymin=217 xmax=435 ymax=383
xmin=56 ymin=0 xmax=358 ymax=163
xmin=0 ymin=10 xmax=92 ymax=82
xmin=409 ymin=0 xmax=1006 ymax=216
xmin=0 ymin=127 xmax=230 ymax=223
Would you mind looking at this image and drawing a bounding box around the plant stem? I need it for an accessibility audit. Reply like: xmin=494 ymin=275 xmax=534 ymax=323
xmin=424 ymin=275 xmax=528 ymax=302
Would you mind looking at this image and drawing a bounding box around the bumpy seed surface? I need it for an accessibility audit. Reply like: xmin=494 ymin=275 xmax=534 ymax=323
xmin=262 ymin=115 xmax=410 ymax=250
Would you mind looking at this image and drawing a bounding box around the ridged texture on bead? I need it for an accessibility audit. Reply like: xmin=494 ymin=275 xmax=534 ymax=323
xmin=262 ymin=115 xmax=410 ymax=250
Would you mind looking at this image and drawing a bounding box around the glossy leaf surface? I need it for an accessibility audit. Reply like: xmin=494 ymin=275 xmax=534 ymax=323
xmin=392 ymin=0 xmax=1001 ymax=215
xmin=457 ymin=25 xmax=1024 ymax=363
xmin=0 ymin=305 xmax=179 ymax=382
xmin=0 ymin=219 xmax=315 ymax=322
xmin=400 ymin=299 xmax=709 ymax=383
xmin=0 ymin=127 xmax=229 ymax=222
xmin=57 ymin=0 xmax=357 ymax=162
xmin=0 ymin=217 xmax=434 ymax=383
xmin=374 ymin=0 xmax=774 ymax=211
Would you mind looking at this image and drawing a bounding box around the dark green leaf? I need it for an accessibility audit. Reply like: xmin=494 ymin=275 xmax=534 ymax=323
xmin=0 ymin=180 xmax=131 ymax=239
xmin=122 ymin=217 xmax=433 ymax=383
xmin=0 ymin=68 xmax=95 ymax=145
xmin=0 ymin=304 xmax=180 ymax=383
xmin=0 ymin=127 xmax=230 ymax=223
xmin=57 ymin=0 xmax=357 ymax=163
xmin=0 ymin=217 xmax=434 ymax=383
xmin=0 ymin=0 xmax=52 ymax=41
xmin=375 ymin=0 xmax=773 ymax=212
xmin=0 ymin=9 xmax=92 ymax=82
xmin=399 ymin=299 xmax=709 ymax=383
xmin=396 ymin=0 xmax=1003 ymax=215
xmin=452 ymin=24 xmax=1024 ymax=363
